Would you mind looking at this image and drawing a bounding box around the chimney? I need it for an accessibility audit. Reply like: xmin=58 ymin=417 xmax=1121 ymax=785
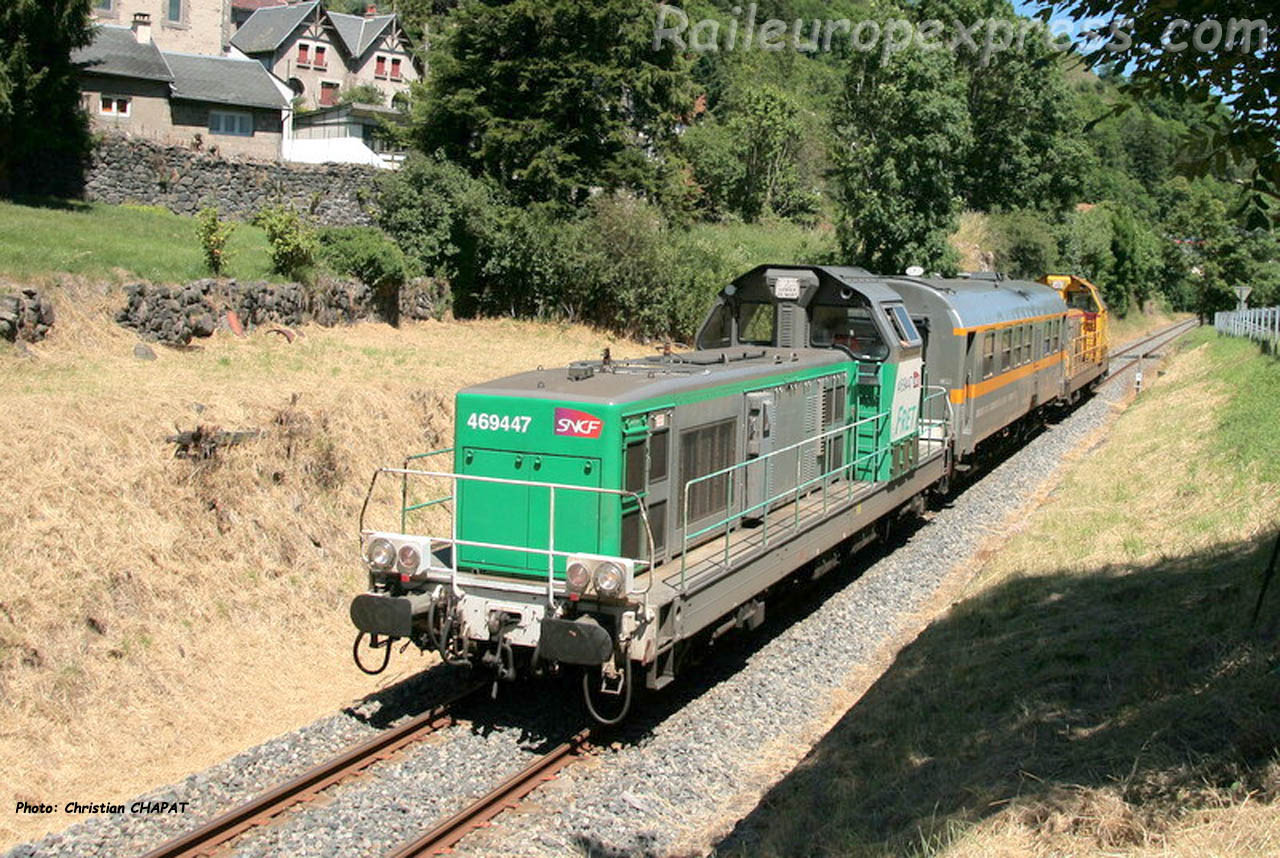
xmin=132 ymin=12 xmax=152 ymax=44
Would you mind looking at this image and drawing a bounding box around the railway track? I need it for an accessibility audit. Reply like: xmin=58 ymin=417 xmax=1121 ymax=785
xmin=384 ymin=729 xmax=593 ymax=858
xmin=138 ymin=683 xmax=486 ymax=858
xmin=1100 ymin=318 xmax=1199 ymax=386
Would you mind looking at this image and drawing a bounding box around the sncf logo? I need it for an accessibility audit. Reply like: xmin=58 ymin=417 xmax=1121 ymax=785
xmin=554 ymin=407 xmax=604 ymax=438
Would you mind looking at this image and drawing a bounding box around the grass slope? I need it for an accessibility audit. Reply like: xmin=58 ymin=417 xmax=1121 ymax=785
xmin=721 ymin=328 xmax=1280 ymax=857
xmin=0 ymin=281 xmax=645 ymax=847
xmin=0 ymin=200 xmax=281 ymax=284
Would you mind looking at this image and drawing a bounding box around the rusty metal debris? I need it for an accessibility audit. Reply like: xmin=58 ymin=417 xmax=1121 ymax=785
xmin=165 ymin=425 xmax=261 ymax=460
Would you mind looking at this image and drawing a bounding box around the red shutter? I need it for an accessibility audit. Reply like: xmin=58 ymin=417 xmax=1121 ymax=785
xmin=375 ymin=56 xmax=386 ymax=77
xmin=390 ymin=58 xmax=401 ymax=80
xmin=314 ymin=46 xmax=326 ymax=69
xmin=298 ymin=44 xmax=309 ymax=65
xmin=320 ymin=82 xmax=338 ymax=106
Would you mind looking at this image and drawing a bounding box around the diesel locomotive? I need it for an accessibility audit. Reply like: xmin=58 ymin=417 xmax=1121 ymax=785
xmin=350 ymin=265 xmax=1108 ymax=722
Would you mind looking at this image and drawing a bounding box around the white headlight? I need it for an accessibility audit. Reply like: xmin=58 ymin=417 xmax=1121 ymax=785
xmin=368 ymin=538 xmax=395 ymax=570
xmin=593 ymin=561 xmax=624 ymax=598
xmin=396 ymin=544 xmax=421 ymax=573
xmin=565 ymin=561 xmax=592 ymax=594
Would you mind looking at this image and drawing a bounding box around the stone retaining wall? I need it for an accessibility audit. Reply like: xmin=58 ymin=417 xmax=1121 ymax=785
xmin=86 ymin=136 xmax=378 ymax=227
xmin=0 ymin=289 xmax=55 ymax=343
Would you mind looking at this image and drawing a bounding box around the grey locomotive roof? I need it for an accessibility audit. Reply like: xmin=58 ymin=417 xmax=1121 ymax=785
xmin=327 ymin=11 xmax=397 ymax=57
xmin=463 ymin=348 xmax=848 ymax=406
xmin=884 ymin=275 xmax=1065 ymax=330
xmin=164 ymin=52 xmax=289 ymax=109
xmin=230 ymin=0 xmax=319 ymax=54
xmin=74 ymin=25 xmax=173 ymax=82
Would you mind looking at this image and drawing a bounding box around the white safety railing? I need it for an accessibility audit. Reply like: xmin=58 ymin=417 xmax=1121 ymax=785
xmin=677 ymin=385 xmax=952 ymax=587
xmin=360 ymin=467 xmax=655 ymax=607
xmin=1216 ymin=307 xmax=1280 ymax=351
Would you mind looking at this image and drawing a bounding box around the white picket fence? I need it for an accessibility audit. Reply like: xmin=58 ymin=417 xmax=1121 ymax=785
xmin=1215 ymin=307 xmax=1280 ymax=350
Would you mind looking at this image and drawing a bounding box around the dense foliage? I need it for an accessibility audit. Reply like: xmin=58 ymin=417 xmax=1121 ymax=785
xmin=0 ymin=0 xmax=94 ymax=197
xmin=412 ymin=0 xmax=692 ymax=209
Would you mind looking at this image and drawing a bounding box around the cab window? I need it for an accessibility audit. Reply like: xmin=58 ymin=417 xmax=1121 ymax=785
xmin=886 ymin=304 xmax=922 ymax=346
xmin=810 ymin=304 xmax=890 ymax=361
xmin=737 ymin=302 xmax=775 ymax=345
xmin=697 ymin=302 xmax=732 ymax=349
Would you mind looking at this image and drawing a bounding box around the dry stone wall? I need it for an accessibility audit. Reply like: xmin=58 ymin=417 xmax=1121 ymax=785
xmin=0 ymin=289 xmax=55 ymax=343
xmin=86 ymin=135 xmax=378 ymax=227
xmin=116 ymin=277 xmax=375 ymax=344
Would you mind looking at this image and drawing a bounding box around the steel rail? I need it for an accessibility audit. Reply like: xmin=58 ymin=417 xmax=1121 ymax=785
xmin=384 ymin=728 xmax=593 ymax=858
xmin=1098 ymin=318 xmax=1198 ymax=387
xmin=139 ymin=683 xmax=486 ymax=858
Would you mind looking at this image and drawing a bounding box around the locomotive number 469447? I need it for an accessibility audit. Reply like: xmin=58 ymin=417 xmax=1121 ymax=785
xmin=466 ymin=412 xmax=532 ymax=433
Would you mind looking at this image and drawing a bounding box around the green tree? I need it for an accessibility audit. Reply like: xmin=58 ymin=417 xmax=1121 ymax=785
xmin=0 ymin=0 xmax=95 ymax=197
xmin=831 ymin=32 xmax=971 ymax=275
xmin=1054 ymin=1 xmax=1279 ymax=223
xmin=412 ymin=0 xmax=692 ymax=209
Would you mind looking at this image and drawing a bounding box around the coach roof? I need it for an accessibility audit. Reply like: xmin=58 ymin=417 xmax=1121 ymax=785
xmin=884 ymin=275 xmax=1065 ymax=332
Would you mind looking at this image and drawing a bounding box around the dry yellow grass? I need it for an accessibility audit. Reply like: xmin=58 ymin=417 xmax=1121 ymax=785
xmin=0 ymin=278 xmax=647 ymax=847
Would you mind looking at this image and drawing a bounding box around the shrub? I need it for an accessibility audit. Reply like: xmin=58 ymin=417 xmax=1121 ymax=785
xmin=318 ymin=226 xmax=410 ymax=290
xmin=252 ymin=205 xmax=317 ymax=280
xmin=989 ymin=210 xmax=1059 ymax=279
xmin=196 ymin=207 xmax=235 ymax=275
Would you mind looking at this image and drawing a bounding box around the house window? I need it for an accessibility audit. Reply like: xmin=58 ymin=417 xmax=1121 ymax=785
xmin=209 ymin=110 xmax=254 ymax=137
xmin=166 ymin=0 xmax=183 ymax=23
xmin=313 ymin=45 xmax=327 ymax=69
xmin=319 ymin=81 xmax=339 ymax=106
xmin=390 ymin=57 xmax=402 ymax=80
xmin=99 ymin=95 xmax=131 ymax=117
xmin=95 ymin=0 xmax=113 ymax=11
xmin=375 ymin=56 xmax=387 ymax=77
xmin=297 ymin=43 xmax=310 ymax=66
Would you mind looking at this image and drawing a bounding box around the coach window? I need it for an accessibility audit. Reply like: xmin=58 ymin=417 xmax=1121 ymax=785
xmin=1043 ymin=322 xmax=1052 ymax=357
xmin=1000 ymin=329 xmax=1012 ymax=371
xmin=982 ymin=331 xmax=995 ymax=378
xmin=1052 ymin=319 xmax=1061 ymax=352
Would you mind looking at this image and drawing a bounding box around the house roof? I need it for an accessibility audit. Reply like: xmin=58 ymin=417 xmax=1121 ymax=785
xmin=229 ymin=0 xmax=320 ymax=54
xmin=163 ymin=52 xmax=289 ymax=110
xmin=231 ymin=0 xmax=289 ymax=10
xmin=327 ymin=11 xmax=397 ymax=58
xmin=73 ymin=25 xmax=173 ymax=82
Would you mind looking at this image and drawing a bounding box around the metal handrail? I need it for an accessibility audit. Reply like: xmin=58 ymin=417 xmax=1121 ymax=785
xmin=362 ymin=467 xmax=656 ymax=605
xmin=401 ymin=448 xmax=454 ymax=532
xmin=676 ymin=385 xmax=951 ymax=587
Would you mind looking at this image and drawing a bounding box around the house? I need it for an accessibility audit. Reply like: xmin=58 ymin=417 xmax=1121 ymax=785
xmin=75 ymin=14 xmax=292 ymax=160
xmin=286 ymin=101 xmax=408 ymax=169
xmin=229 ymin=0 xmax=420 ymax=110
xmin=91 ymin=0 xmax=234 ymax=55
